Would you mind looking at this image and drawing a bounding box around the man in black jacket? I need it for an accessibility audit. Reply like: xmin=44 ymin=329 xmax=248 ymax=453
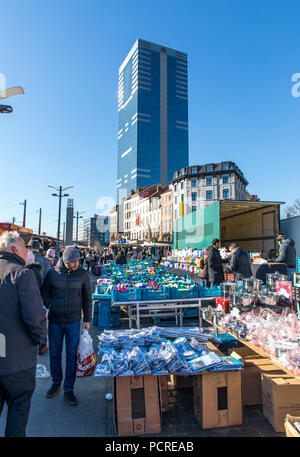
xmin=207 ymin=239 xmax=228 ymax=286
xmin=0 ymin=231 xmax=47 ymax=437
xmin=42 ymin=246 xmax=92 ymax=406
xmin=228 ymin=243 xmax=252 ymax=280
xmin=276 ymin=235 xmax=296 ymax=280
xmin=115 ymin=249 xmax=127 ymax=265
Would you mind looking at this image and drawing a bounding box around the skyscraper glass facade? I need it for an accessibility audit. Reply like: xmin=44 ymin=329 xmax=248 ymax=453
xmin=117 ymin=39 xmax=189 ymax=203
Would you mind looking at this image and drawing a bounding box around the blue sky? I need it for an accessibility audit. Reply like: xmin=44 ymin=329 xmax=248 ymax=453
xmin=1 ymin=0 xmax=300 ymax=237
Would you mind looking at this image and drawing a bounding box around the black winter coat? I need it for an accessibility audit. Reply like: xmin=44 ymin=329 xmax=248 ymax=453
xmin=229 ymin=247 xmax=252 ymax=279
xmin=276 ymin=238 xmax=296 ymax=268
xmin=116 ymin=253 xmax=127 ymax=265
xmin=207 ymin=246 xmax=225 ymax=285
xmin=0 ymin=252 xmax=47 ymax=375
xmin=41 ymin=258 xmax=92 ymax=325
xmin=26 ymin=262 xmax=43 ymax=289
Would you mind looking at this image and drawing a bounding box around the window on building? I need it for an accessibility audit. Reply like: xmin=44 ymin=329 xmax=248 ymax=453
xmin=206 ymin=177 xmax=212 ymax=186
xmin=223 ymin=175 xmax=229 ymax=184
xmin=222 ymin=163 xmax=229 ymax=170
xmin=175 ymin=196 xmax=177 ymax=205
xmin=206 ymin=190 xmax=213 ymax=200
xmin=192 ymin=205 xmax=197 ymax=212
xmin=181 ymin=194 xmax=184 ymax=202
xmin=223 ymin=188 xmax=229 ymax=199
xmin=181 ymin=181 xmax=184 ymax=190
xmin=175 ymin=210 xmax=177 ymax=219
xmin=191 ymin=179 xmax=197 ymax=187
xmin=191 ymin=167 xmax=197 ymax=174
xmin=207 ymin=165 xmax=213 ymax=172
xmin=174 ymin=184 xmax=177 ymax=192
xmin=192 ymin=192 xmax=197 ymax=201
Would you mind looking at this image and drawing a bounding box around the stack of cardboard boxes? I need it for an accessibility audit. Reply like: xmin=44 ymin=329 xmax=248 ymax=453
xmin=112 ymin=344 xmax=300 ymax=436
xmin=230 ymin=346 xmax=300 ymax=432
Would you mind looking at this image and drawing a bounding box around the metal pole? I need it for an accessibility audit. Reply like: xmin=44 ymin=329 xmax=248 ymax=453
xmin=57 ymin=186 xmax=62 ymax=240
xmin=38 ymin=208 xmax=42 ymax=234
xmin=63 ymin=222 xmax=66 ymax=245
xmin=22 ymin=199 xmax=27 ymax=227
xmin=76 ymin=211 xmax=79 ymax=243
xmin=12 ymin=217 xmax=16 ymax=224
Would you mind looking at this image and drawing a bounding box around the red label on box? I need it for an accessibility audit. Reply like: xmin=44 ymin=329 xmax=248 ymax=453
xmin=275 ymin=281 xmax=292 ymax=304
xmin=215 ymin=297 xmax=230 ymax=313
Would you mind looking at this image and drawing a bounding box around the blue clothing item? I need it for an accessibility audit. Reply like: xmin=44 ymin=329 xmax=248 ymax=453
xmin=48 ymin=320 xmax=81 ymax=392
xmin=287 ymin=267 xmax=295 ymax=281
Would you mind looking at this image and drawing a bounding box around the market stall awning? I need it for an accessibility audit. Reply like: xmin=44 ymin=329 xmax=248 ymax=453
xmin=220 ymin=200 xmax=285 ymax=220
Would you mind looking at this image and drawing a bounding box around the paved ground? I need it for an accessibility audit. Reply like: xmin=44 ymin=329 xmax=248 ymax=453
xmin=0 ymin=274 xmax=285 ymax=437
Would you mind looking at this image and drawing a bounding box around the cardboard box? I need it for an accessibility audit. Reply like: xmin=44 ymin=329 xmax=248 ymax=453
xmin=284 ymin=414 xmax=300 ymax=437
xmin=170 ymin=374 xmax=194 ymax=389
xmin=230 ymin=351 xmax=287 ymax=406
xmin=159 ymin=375 xmax=169 ymax=412
xmin=193 ymin=370 xmax=243 ymax=429
xmin=262 ymin=375 xmax=300 ymax=432
xmin=114 ymin=375 xmax=161 ymax=436
xmin=229 ymin=345 xmax=260 ymax=359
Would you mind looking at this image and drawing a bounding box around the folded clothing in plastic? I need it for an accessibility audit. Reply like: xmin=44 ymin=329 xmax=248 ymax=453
xmin=95 ymin=328 xmax=244 ymax=377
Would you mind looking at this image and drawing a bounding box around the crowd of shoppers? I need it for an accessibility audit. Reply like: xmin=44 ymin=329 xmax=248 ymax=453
xmin=0 ymin=233 xmax=94 ymax=437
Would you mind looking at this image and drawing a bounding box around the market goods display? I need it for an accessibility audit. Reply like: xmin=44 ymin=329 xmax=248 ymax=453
xmin=94 ymin=327 xmax=243 ymax=377
xmin=218 ymin=308 xmax=300 ymax=375
xmin=162 ymin=248 xmax=207 ymax=274
xmin=93 ymin=259 xmax=221 ymax=304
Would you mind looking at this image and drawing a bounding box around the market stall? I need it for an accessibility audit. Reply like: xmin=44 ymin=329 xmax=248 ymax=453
xmin=90 ymin=258 xmax=300 ymax=435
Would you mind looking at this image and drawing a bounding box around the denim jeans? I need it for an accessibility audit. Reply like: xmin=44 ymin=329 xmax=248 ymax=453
xmin=48 ymin=320 xmax=81 ymax=393
xmin=287 ymin=268 xmax=295 ymax=281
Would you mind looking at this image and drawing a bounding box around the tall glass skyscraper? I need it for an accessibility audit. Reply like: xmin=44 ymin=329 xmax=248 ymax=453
xmin=117 ymin=39 xmax=189 ymax=203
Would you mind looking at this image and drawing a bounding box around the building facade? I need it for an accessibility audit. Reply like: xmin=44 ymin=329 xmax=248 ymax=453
xmin=160 ymin=188 xmax=173 ymax=240
xmin=65 ymin=199 xmax=74 ymax=246
xmin=171 ymin=161 xmax=248 ymax=219
xmin=110 ymin=205 xmax=120 ymax=242
xmin=117 ymin=38 xmax=189 ymax=203
xmin=77 ymin=214 xmax=110 ymax=248
xmin=122 ymin=185 xmax=168 ymax=242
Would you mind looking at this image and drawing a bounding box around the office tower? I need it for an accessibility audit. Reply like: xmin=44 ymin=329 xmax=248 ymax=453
xmin=117 ymin=38 xmax=189 ymax=203
xmin=65 ymin=199 xmax=74 ymax=246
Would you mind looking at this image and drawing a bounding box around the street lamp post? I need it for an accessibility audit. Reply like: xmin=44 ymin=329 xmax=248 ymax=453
xmin=0 ymin=86 xmax=24 ymax=114
xmin=36 ymin=208 xmax=42 ymax=234
xmin=19 ymin=199 xmax=27 ymax=227
xmin=74 ymin=211 xmax=85 ymax=243
xmin=48 ymin=185 xmax=73 ymax=242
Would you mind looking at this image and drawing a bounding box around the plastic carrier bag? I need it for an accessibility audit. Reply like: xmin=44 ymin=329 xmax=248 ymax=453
xmin=76 ymin=329 xmax=96 ymax=377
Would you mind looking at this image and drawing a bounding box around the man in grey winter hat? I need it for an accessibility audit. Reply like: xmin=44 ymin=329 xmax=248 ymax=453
xmin=42 ymin=245 xmax=92 ymax=406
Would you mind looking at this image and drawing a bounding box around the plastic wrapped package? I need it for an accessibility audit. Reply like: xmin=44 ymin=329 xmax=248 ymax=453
xmin=147 ymin=344 xmax=169 ymax=375
xmin=173 ymin=337 xmax=198 ymax=361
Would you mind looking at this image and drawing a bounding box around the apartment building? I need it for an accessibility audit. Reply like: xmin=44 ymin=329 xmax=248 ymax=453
xmin=171 ymin=161 xmax=248 ymax=219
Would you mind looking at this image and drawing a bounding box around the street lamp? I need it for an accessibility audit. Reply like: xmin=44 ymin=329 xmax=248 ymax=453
xmin=0 ymin=105 xmax=13 ymax=113
xmin=48 ymin=185 xmax=73 ymax=241
xmin=74 ymin=210 xmax=85 ymax=243
xmin=0 ymin=86 xmax=24 ymax=114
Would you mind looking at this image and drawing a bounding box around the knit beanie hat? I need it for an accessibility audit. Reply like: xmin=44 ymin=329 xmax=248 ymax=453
xmin=46 ymin=248 xmax=55 ymax=258
xmin=63 ymin=246 xmax=80 ymax=264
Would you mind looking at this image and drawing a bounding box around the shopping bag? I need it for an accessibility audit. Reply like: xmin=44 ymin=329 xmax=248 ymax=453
xmin=76 ymin=329 xmax=96 ymax=377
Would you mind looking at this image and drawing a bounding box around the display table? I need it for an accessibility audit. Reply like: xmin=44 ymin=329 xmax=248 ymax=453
xmin=203 ymin=318 xmax=300 ymax=379
xmin=251 ymin=262 xmax=287 ymax=282
xmin=111 ymin=297 xmax=213 ymax=329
